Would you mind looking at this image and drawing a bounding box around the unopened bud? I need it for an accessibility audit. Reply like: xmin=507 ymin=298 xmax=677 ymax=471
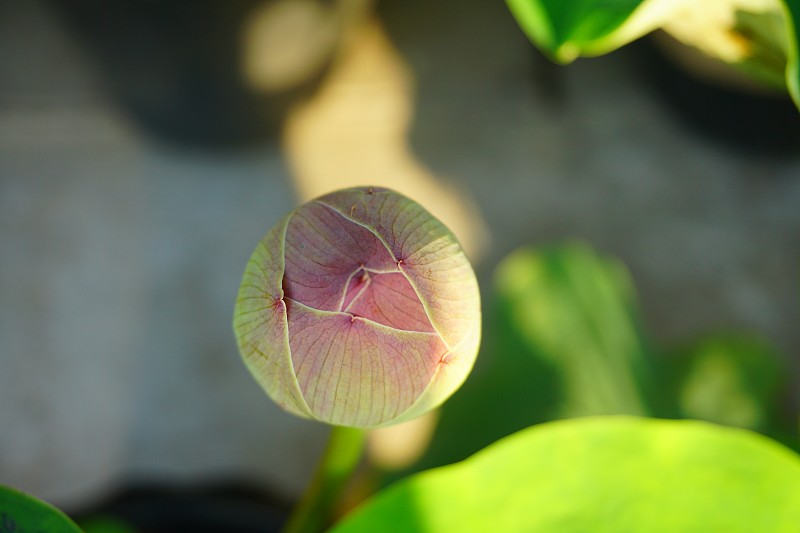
xmin=234 ymin=187 xmax=481 ymax=428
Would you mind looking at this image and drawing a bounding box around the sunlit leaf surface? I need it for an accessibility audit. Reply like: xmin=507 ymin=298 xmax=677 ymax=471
xmin=333 ymin=417 xmax=800 ymax=532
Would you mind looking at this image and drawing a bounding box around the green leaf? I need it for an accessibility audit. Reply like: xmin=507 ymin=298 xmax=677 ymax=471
xmin=507 ymin=0 xmax=800 ymax=110
xmin=505 ymin=0 xmax=649 ymax=62
xmin=784 ymin=0 xmax=800 ymax=106
xmin=332 ymin=417 xmax=800 ymax=532
xmin=0 ymin=485 xmax=83 ymax=533
xmin=493 ymin=243 xmax=653 ymax=417
xmin=661 ymin=333 xmax=786 ymax=432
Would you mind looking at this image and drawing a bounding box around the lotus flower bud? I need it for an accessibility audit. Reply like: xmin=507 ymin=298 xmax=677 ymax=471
xmin=234 ymin=187 xmax=481 ymax=428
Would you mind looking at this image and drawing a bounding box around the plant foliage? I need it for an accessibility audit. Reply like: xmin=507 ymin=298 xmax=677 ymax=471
xmin=334 ymin=417 xmax=800 ymax=532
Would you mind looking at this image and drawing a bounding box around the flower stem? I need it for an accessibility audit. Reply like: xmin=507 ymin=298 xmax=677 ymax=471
xmin=282 ymin=426 xmax=366 ymax=533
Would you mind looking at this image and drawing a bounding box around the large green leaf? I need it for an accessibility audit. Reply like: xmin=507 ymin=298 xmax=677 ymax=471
xmin=333 ymin=417 xmax=800 ymax=532
xmin=507 ymin=0 xmax=800 ymax=110
xmin=0 ymin=485 xmax=83 ymax=533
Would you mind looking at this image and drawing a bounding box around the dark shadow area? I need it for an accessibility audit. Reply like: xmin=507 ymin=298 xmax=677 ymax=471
xmin=377 ymin=0 xmax=568 ymax=111
xmin=376 ymin=0 xmax=568 ymax=172
xmin=631 ymin=36 xmax=800 ymax=158
xmin=43 ymin=0 xmax=332 ymax=149
xmin=71 ymin=481 xmax=291 ymax=533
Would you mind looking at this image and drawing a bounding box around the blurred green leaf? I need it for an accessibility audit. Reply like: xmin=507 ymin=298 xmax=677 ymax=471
xmin=493 ymin=243 xmax=654 ymax=417
xmin=0 ymin=485 xmax=83 ymax=533
xmin=661 ymin=333 xmax=786 ymax=432
xmin=785 ymin=0 xmax=800 ymax=107
xmin=333 ymin=417 xmax=800 ymax=533
xmin=729 ymin=7 xmax=792 ymax=90
xmin=507 ymin=0 xmax=800 ymax=110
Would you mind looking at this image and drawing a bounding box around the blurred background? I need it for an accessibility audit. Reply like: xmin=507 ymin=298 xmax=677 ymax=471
xmin=1 ymin=0 xmax=799 ymax=528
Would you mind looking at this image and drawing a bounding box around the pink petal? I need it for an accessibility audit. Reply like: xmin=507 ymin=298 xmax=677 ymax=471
xmin=344 ymin=272 xmax=436 ymax=333
xmin=283 ymin=200 xmax=436 ymax=333
xmin=286 ymin=299 xmax=446 ymax=427
xmin=317 ymin=189 xmax=480 ymax=349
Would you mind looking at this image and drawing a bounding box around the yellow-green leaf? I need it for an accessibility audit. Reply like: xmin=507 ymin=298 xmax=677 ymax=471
xmin=333 ymin=417 xmax=800 ymax=532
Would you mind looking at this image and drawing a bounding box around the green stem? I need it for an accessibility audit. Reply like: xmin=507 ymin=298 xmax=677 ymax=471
xmin=282 ymin=426 xmax=366 ymax=533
